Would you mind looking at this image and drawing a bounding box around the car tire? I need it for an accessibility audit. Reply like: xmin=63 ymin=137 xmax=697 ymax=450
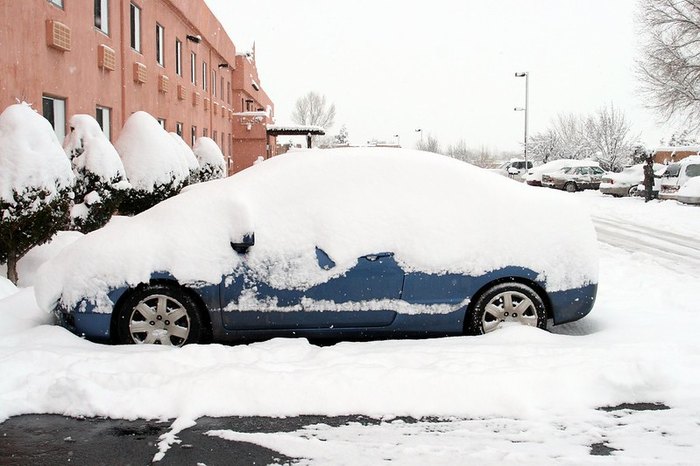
xmin=564 ymin=182 xmax=577 ymax=193
xmin=468 ymin=282 xmax=547 ymax=335
xmin=628 ymin=186 xmax=638 ymax=197
xmin=114 ymin=283 xmax=209 ymax=346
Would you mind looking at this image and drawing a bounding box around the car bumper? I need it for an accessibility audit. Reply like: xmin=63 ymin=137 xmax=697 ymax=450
xmin=549 ymin=283 xmax=597 ymax=325
xmin=54 ymin=305 xmax=112 ymax=341
xmin=677 ymin=195 xmax=700 ymax=205
xmin=599 ymin=185 xmax=630 ymax=196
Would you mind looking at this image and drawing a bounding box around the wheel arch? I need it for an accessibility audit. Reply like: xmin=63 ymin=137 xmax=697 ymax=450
xmin=110 ymin=278 xmax=213 ymax=344
xmin=464 ymin=276 xmax=552 ymax=334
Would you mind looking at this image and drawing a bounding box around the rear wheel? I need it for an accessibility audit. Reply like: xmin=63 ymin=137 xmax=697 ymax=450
xmin=564 ymin=182 xmax=577 ymax=193
xmin=628 ymin=185 xmax=638 ymax=197
xmin=114 ymin=284 xmax=208 ymax=346
xmin=469 ymin=283 xmax=547 ymax=335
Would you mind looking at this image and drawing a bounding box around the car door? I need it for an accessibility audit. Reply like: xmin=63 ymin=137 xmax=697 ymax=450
xmin=576 ymin=167 xmax=592 ymax=187
xmin=219 ymin=247 xmax=404 ymax=330
xmin=590 ymin=167 xmax=605 ymax=186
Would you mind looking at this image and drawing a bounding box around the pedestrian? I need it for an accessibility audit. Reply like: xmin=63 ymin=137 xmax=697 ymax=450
xmin=643 ymin=155 xmax=655 ymax=202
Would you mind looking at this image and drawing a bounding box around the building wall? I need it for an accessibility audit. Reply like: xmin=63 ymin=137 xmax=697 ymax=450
xmin=0 ymin=0 xmax=274 ymax=175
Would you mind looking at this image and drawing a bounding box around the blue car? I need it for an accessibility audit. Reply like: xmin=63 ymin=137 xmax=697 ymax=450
xmin=40 ymin=149 xmax=598 ymax=346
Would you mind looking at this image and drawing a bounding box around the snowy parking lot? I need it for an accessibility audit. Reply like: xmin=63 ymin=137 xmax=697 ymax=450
xmin=1 ymin=190 xmax=699 ymax=464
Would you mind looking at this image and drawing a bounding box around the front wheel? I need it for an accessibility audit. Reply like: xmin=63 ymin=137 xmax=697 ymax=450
xmin=564 ymin=182 xmax=577 ymax=193
xmin=468 ymin=283 xmax=547 ymax=335
xmin=114 ymin=284 xmax=209 ymax=346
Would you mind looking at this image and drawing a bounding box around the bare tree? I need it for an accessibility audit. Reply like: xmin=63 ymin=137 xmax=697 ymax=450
xmin=446 ymin=139 xmax=470 ymax=162
xmin=582 ymin=104 xmax=634 ymax=171
xmin=416 ymin=134 xmax=442 ymax=153
xmin=291 ymin=91 xmax=336 ymax=130
xmin=637 ymin=0 xmax=700 ymax=129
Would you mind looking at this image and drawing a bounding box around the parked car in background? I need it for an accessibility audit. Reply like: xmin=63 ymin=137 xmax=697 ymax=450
xmin=677 ymin=177 xmax=700 ymax=205
xmin=36 ymin=149 xmax=598 ymax=346
xmin=525 ymin=159 xmax=597 ymax=186
xmin=491 ymin=159 xmax=534 ymax=181
xmin=542 ymin=165 xmax=607 ymax=192
xmin=659 ymin=156 xmax=700 ymax=200
xmin=600 ymin=163 xmax=666 ymax=197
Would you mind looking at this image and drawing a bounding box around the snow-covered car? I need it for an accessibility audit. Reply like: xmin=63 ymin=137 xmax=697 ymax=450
xmin=524 ymin=159 xmax=597 ymax=187
xmin=659 ymin=156 xmax=700 ymax=200
xmin=36 ymin=149 xmax=598 ymax=346
xmin=600 ymin=163 xmax=666 ymax=197
xmin=490 ymin=159 xmax=534 ymax=181
xmin=542 ymin=165 xmax=607 ymax=192
xmin=676 ymin=177 xmax=700 ymax=205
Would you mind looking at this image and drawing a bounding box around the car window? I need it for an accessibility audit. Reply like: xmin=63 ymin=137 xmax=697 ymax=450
xmin=591 ymin=167 xmax=604 ymax=175
xmin=561 ymin=167 xmax=572 ymax=174
xmin=685 ymin=164 xmax=700 ymax=177
xmin=579 ymin=167 xmax=589 ymax=175
xmin=664 ymin=163 xmax=681 ymax=177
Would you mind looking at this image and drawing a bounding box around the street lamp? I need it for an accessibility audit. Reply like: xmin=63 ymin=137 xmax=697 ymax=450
xmin=415 ymin=128 xmax=423 ymax=142
xmin=394 ymin=134 xmax=400 ymax=146
xmin=514 ymin=71 xmax=529 ymax=170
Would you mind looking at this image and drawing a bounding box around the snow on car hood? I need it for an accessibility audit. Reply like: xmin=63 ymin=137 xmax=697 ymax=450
xmin=35 ymin=148 xmax=598 ymax=312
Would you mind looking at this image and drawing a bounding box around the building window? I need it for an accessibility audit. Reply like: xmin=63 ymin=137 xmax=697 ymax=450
xmin=190 ymin=52 xmax=196 ymax=85
xmin=213 ymin=130 xmax=217 ymax=144
xmin=221 ymin=77 xmax=224 ymax=100
xmin=228 ymin=133 xmax=232 ymax=156
xmin=212 ymin=70 xmax=217 ymax=97
xmin=227 ymin=82 xmax=231 ymax=104
xmin=221 ymin=131 xmax=224 ymax=149
xmin=157 ymin=118 xmax=166 ymax=129
xmin=42 ymin=95 xmax=66 ymax=143
xmin=202 ymin=62 xmax=208 ymax=91
xmin=130 ymin=3 xmax=141 ymax=52
xmin=191 ymin=126 xmax=197 ymax=146
xmin=156 ymin=24 xmax=164 ymax=66
xmin=175 ymin=39 xmax=182 ymax=76
xmin=94 ymin=0 xmax=109 ymax=34
xmin=203 ymin=128 xmax=208 ymax=137
xmin=95 ymin=106 xmax=111 ymax=141
xmin=176 ymin=122 xmax=183 ymax=137
xmin=48 ymin=0 xmax=63 ymax=8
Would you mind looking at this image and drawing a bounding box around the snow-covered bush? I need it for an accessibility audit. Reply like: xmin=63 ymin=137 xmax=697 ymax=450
xmin=170 ymin=133 xmax=200 ymax=185
xmin=64 ymin=115 xmax=130 ymax=233
xmin=0 ymin=103 xmax=74 ymax=283
xmin=115 ymin=112 xmax=189 ymax=215
xmin=193 ymin=137 xmax=226 ymax=182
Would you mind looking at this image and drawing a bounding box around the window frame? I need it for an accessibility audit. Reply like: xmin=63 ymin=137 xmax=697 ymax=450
xmin=190 ymin=52 xmax=196 ymax=85
xmin=94 ymin=0 xmax=109 ymax=35
xmin=42 ymin=95 xmax=67 ymax=143
xmin=156 ymin=23 xmax=164 ymax=66
xmin=191 ymin=126 xmax=197 ymax=146
xmin=202 ymin=61 xmax=208 ymax=92
xmin=130 ymin=2 xmax=141 ymax=52
xmin=95 ymin=105 xmax=112 ymax=141
xmin=175 ymin=39 xmax=182 ymax=76
xmin=48 ymin=0 xmax=64 ymax=8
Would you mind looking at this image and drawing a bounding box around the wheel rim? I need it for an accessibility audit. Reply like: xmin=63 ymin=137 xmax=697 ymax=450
xmin=566 ymin=183 xmax=576 ymax=192
xmin=128 ymin=294 xmax=190 ymax=346
xmin=481 ymin=290 xmax=538 ymax=333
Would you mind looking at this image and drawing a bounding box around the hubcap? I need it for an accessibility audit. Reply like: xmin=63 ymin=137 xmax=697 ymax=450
xmin=128 ymin=294 xmax=190 ymax=346
xmin=482 ymin=290 xmax=538 ymax=333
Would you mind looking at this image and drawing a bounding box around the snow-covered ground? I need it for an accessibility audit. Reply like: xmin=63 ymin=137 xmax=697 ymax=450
xmin=0 ymin=190 xmax=699 ymax=464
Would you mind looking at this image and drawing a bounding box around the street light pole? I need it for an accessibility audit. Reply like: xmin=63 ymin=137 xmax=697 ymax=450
xmin=515 ymin=72 xmax=529 ymax=170
xmin=415 ymin=128 xmax=423 ymax=142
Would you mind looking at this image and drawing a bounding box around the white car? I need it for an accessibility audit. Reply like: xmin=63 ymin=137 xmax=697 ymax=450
xmin=490 ymin=159 xmax=533 ymax=181
xmin=659 ymin=156 xmax=700 ymax=200
xmin=600 ymin=163 xmax=666 ymax=197
xmin=525 ymin=159 xmax=598 ymax=187
xmin=677 ymin=177 xmax=700 ymax=205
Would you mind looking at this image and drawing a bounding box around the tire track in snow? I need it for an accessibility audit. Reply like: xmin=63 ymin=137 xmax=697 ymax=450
xmin=592 ymin=215 xmax=700 ymax=274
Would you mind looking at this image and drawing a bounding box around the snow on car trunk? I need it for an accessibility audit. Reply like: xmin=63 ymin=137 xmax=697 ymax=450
xmin=35 ymin=148 xmax=598 ymax=312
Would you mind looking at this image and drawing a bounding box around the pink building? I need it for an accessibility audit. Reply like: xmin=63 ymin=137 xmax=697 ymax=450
xmin=0 ymin=0 xmax=275 ymax=174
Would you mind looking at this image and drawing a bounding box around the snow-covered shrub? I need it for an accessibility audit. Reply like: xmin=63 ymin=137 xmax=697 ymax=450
xmin=193 ymin=137 xmax=226 ymax=182
xmin=64 ymin=115 xmax=130 ymax=233
xmin=0 ymin=103 xmax=74 ymax=283
xmin=115 ymin=112 xmax=189 ymax=215
xmin=170 ymin=132 xmax=200 ymax=185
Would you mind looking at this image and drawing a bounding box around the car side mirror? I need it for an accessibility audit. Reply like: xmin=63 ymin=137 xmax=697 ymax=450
xmin=231 ymin=233 xmax=255 ymax=254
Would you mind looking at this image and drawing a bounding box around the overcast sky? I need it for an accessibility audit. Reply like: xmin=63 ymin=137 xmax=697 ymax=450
xmin=205 ymin=0 xmax=674 ymax=152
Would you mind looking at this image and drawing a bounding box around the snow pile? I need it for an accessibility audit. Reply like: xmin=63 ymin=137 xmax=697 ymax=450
xmin=64 ymin=115 xmax=128 ymax=185
xmin=114 ymin=112 xmax=189 ymax=192
xmin=0 ymin=277 xmax=16 ymax=299
xmin=0 ymin=103 xmax=73 ymax=203
xmin=169 ymin=133 xmax=199 ymax=182
xmin=193 ymin=137 xmax=226 ymax=181
xmin=16 ymin=231 xmax=83 ymax=287
xmin=36 ymin=148 xmax=598 ymax=312
xmin=678 ymin=176 xmax=700 ymax=198
xmin=524 ymin=159 xmax=597 ymax=183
